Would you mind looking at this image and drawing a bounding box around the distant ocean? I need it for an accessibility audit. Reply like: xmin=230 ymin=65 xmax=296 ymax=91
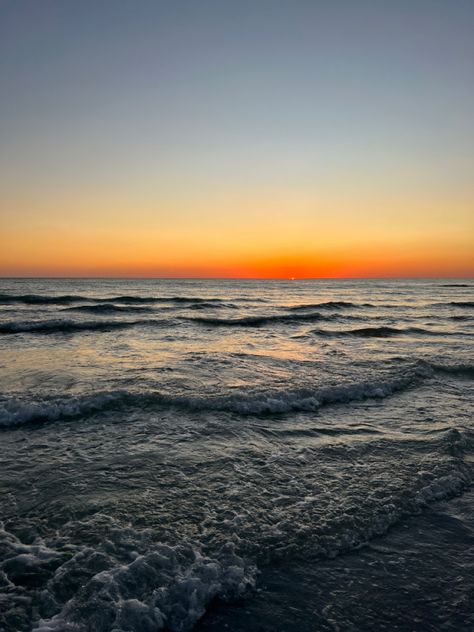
xmin=0 ymin=278 xmax=473 ymax=631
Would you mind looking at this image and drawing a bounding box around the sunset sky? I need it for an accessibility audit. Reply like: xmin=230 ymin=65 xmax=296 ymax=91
xmin=1 ymin=0 xmax=473 ymax=278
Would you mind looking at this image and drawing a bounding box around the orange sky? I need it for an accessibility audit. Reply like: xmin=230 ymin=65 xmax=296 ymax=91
xmin=1 ymin=2 xmax=473 ymax=278
xmin=1 ymin=186 xmax=473 ymax=278
xmin=1 ymin=183 xmax=473 ymax=277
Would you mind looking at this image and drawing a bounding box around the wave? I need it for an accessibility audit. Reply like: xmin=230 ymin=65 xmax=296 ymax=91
xmin=0 ymin=391 xmax=131 ymax=426
xmin=0 ymin=293 xmax=88 ymax=305
xmin=0 ymin=293 xmax=227 ymax=306
xmin=186 ymin=301 xmax=236 ymax=310
xmin=428 ymin=363 xmax=474 ymax=379
xmin=440 ymin=283 xmax=470 ymax=287
xmin=1 ymin=445 xmax=470 ymax=632
xmin=287 ymin=300 xmax=373 ymax=310
xmin=2 ymin=359 xmax=472 ymax=428
xmin=0 ymin=364 xmax=433 ymax=428
xmin=0 ymin=318 xmax=166 ymax=335
xmin=310 ymin=325 xmax=454 ymax=338
xmin=448 ymin=314 xmax=473 ymax=321
xmin=62 ymin=304 xmax=155 ymax=314
xmin=435 ymin=301 xmax=474 ymax=308
xmin=3 ymin=314 xmax=430 ymax=336
xmin=290 ymin=300 xmax=474 ymax=312
xmin=187 ymin=311 xmax=347 ymax=327
xmin=151 ymin=296 xmax=226 ymax=305
xmin=5 ymin=453 xmax=472 ymax=632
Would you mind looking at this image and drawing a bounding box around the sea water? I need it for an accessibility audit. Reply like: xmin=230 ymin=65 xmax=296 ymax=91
xmin=0 ymin=278 xmax=473 ymax=631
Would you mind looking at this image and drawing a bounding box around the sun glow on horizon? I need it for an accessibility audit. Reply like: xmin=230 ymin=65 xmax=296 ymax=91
xmin=1 ymin=1 xmax=473 ymax=278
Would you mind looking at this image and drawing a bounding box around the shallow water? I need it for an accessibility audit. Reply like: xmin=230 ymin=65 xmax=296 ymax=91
xmin=0 ymin=278 xmax=473 ymax=631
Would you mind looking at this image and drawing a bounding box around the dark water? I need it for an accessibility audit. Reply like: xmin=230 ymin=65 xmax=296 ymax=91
xmin=0 ymin=278 xmax=473 ymax=631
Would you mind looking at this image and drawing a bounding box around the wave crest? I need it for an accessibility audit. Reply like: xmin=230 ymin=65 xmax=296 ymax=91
xmin=1 ymin=360 xmax=472 ymax=428
xmin=435 ymin=301 xmax=474 ymax=308
xmin=310 ymin=325 xmax=454 ymax=338
xmin=0 ymin=364 xmax=431 ymax=427
xmin=0 ymin=294 xmax=227 ymax=306
xmin=188 ymin=311 xmax=341 ymax=327
xmin=0 ymin=319 xmax=166 ymax=335
xmin=63 ymin=304 xmax=154 ymax=314
xmin=288 ymin=300 xmax=372 ymax=310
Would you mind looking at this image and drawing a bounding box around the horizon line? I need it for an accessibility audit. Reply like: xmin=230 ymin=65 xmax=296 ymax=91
xmin=1 ymin=275 xmax=472 ymax=281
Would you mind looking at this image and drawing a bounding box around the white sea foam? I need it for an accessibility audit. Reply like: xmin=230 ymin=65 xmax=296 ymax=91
xmin=5 ymin=359 xmax=468 ymax=428
xmin=33 ymin=542 xmax=255 ymax=632
xmin=0 ymin=392 xmax=128 ymax=427
xmin=3 ymin=451 xmax=472 ymax=632
xmin=0 ymin=366 xmax=425 ymax=427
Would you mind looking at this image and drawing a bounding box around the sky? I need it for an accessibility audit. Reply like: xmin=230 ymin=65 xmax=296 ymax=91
xmin=0 ymin=0 xmax=473 ymax=278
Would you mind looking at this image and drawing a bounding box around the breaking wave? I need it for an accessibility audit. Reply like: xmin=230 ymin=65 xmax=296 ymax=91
xmin=1 ymin=362 xmax=449 ymax=427
xmin=4 ymin=358 xmax=468 ymax=428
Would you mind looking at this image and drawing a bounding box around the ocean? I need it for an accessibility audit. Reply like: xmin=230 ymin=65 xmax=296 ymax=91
xmin=0 ymin=278 xmax=473 ymax=631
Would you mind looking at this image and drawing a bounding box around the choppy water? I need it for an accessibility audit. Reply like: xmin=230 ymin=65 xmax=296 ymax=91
xmin=0 ymin=278 xmax=473 ymax=631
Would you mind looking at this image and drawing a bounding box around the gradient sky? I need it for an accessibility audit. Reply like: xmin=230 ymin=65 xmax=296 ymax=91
xmin=1 ymin=0 xmax=473 ymax=277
